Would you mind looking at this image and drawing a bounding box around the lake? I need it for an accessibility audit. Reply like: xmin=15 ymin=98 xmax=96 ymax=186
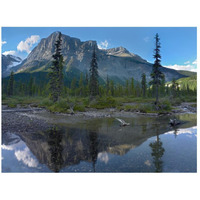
xmin=1 ymin=113 xmax=197 ymax=172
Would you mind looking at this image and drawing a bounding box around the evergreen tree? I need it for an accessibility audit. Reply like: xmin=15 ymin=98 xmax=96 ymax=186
xmin=89 ymin=47 xmax=99 ymax=97
xmin=7 ymin=71 xmax=14 ymax=96
xmin=125 ymin=79 xmax=129 ymax=96
xmin=160 ymin=76 xmax=166 ymax=96
xmin=28 ymin=76 xmax=34 ymax=96
xmin=79 ymin=73 xmax=84 ymax=96
xmin=84 ymin=72 xmax=89 ymax=96
xmin=106 ymin=75 xmax=110 ymax=95
xmin=130 ymin=77 xmax=135 ymax=96
xmin=141 ymin=73 xmax=147 ymax=98
xmin=150 ymin=33 xmax=164 ymax=104
xmin=171 ymin=78 xmax=178 ymax=98
xmin=85 ymin=72 xmax=89 ymax=85
xmin=110 ymin=80 xmax=114 ymax=96
xmin=166 ymin=84 xmax=169 ymax=96
xmin=71 ymin=77 xmax=76 ymax=96
xmin=99 ymin=85 xmax=104 ymax=97
xmin=186 ymin=83 xmax=190 ymax=93
xmin=49 ymin=32 xmax=64 ymax=102
xmin=135 ymin=83 xmax=141 ymax=97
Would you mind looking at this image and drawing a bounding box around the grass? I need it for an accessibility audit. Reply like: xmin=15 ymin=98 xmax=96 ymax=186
xmin=2 ymin=96 xmax=44 ymax=108
xmin=2 ymin=94 xmax=196 ymax=113
xmin=118 ymin=101 xmax=172 ymax=114
xmin=89 ymin=96 xmax=120 ymax=109
xmin=39 ymin=97 xmax=86 ymax=113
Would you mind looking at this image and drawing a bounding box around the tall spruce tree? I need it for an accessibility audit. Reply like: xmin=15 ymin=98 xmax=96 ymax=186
xmin=125 ymin=79 xmax=129 ymax=96
xmin=79 ymin=73 xmax=84 ymax=96
xmin=28 ymin=76 xmax=34 ymax=96
xmin=160 ymin=76 xmax=166 ymax=96
xmin=150 ymin=33 xmax=164 ymax=105
xmin=141 ymin=73 xmax=147 ymax=98
xmin=89 ymin=47 xmax=99 ymax=97
xmin=131 ymin=77 xmax=135 ymax=96
xmin=171 ymin=78 xmax=178 ymax=98
xmin=106 ymin=75 xmax=110 ymax=95
xmin=49 ymin=32 xmax=64 ymax=102
xmin=7 ymin=71 xmax=14 ymax=96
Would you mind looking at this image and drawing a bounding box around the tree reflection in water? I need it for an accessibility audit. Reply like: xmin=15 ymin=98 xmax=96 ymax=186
xmin=149 ymin=126 xmax=165 ymax=172
xmin=47 ymin=127 xmax=64 ymax=172
xmin=89 ymin=131 xmax=99 ymax=172
xmin=173 ymin=127 xmax=179 ymax=138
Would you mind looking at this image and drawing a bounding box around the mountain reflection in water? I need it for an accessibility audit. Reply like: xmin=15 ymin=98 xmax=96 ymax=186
xmin=1 ymin=114 xmax=197 ymax=172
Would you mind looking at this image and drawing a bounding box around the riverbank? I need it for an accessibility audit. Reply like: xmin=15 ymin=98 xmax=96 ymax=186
xmin=2 ymin=101 xmax=196 ymax=135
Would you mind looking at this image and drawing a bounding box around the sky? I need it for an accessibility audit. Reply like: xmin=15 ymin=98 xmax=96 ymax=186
xmin=1 ymin=27 xmax=197 ymax=72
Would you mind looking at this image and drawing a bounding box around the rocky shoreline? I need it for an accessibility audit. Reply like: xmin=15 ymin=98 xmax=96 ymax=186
xmin=2 ymin=102 xmax=196 ymax=135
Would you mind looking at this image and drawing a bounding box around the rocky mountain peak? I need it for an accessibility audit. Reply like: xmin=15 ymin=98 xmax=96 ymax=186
xmin=2 ymin=32 xmax=185 ymax=83
xmin=106 ymin=46 xmax=130 ymax=55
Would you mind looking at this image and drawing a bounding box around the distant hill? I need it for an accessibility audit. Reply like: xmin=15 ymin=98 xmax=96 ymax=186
xmin=2 ymin=32 xmax=186 ymax=84
xmin=168 ymin=75 xmax=197 ymax=90
xmin=177 ymin=70 xmax=196 ymax=77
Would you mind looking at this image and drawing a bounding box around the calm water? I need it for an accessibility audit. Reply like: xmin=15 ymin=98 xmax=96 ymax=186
xmin=1 ymin=113 xmax=197 ymax=172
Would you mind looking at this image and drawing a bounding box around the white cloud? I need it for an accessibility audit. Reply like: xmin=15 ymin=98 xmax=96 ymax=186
xmin=15 ymin=147 xmax=38 ymax=168
xmin=164 ymin=59 xmax=197 ymax=72
xmin=98 ymin=40 xmax=109 ymax=49
xmin=192 ymin=59 xmax=197 ymax=65
xmin=17 ymin=35 xmax=40 ymax=54
xmin=2 ymin=50 xmax=17 ymax=56
xmin=144 ymin=36 xmax=150 ymax=42
xmin=165 ymin=126 xmax=197 ymax=137
xmin=144 ymin=160 xmax=151 ymax=166
xmin=1 ymin=144 xmax=14 ymax=150
xmin=98 ymin=152 xmax=109 ymax=164
xmin=2 ymin=41 xmax=7 ymax=45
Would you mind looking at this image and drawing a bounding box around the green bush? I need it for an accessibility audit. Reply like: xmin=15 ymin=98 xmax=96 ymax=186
xmin=121 ymin=101 xmax=172 ymax=113
xmin=46 ymin=99 xmax=70 ymax=113
xmin=74 ymin=104 xmax=86 ymax=112
xmin=90 ymin=96 xmax=118 ymax=109
xmin=159 ymin=99 xmax=172 ymax=111
xmin=8 ymin=102 xmax=17 ymax=108
xmin=39 ymin=98 xmax=54 ymax=107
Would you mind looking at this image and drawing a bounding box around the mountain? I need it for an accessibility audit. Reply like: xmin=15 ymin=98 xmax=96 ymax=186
xmin=2 ymin=54 xmax=22 ymax=77
xmin=177 ymin=70 xmax=196 ymax=77
xmin=5 ymin=32 xmax=186 ymax=83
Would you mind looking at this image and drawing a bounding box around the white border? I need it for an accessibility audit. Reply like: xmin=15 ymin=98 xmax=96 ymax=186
xmin=0 ymin=1 xmax=199 ymax=200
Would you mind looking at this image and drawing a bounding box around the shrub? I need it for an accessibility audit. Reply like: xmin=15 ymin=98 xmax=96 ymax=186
xmin=159 ymin=99 xmax=172 ymax=111
xmin=46 ymin=99 xmax=70 ymax=113
xmin=39 ymin=98 xmax=54 ymax=107
xmin=8 ymin=102 xmax=17 ymax=108
xmin=74 ymin=104 xmax=85 ymax=112
xmin=90 ymin=96 xmax=118 ymax=109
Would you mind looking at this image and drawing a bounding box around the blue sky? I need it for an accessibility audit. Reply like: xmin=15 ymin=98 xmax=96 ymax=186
xmin=1 ymin=27 xmax=197 ymax=71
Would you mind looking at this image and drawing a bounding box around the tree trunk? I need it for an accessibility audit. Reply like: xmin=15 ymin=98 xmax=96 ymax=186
xmin=156 ymin=84 xmax=159 ymax=105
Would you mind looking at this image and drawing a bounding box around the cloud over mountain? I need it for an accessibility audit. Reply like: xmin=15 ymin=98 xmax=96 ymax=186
xmin=17 ymin=35 xmax=40 ymax=54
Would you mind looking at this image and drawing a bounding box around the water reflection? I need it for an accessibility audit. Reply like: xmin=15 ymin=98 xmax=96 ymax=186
xmin=149 ymin=133 xmax=165 ymax=172
xmin=1 ymin=114 xmax=197 ymax=172
xmin=47 ymin=127 xmax=64 ymax=172
xmin=89 ymin=131 xmax=98 ymax=172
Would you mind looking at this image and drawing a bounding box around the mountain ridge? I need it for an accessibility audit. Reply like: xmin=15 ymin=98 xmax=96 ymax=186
xmin=2 ymin=32 xmax=186 ymax=83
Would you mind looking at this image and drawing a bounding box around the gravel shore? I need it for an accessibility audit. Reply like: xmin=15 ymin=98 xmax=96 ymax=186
xmin=2 ymin=109 xmax=51 ymax=135
xmin=2 ymin=102 xmax=196 ymax=135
